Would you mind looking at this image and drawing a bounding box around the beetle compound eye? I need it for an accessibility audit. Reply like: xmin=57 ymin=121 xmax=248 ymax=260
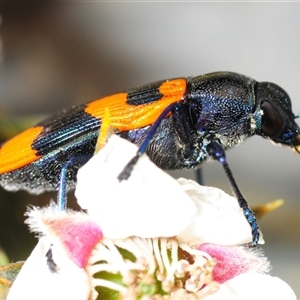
xmin=261 ymin=101 xmax=284 ymax=139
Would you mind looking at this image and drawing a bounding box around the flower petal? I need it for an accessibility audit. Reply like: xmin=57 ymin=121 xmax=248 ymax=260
xmin=7 ymin=239 xmax=92 ymax=300
xmin=177 ymin=179 xmax=264 ymax=245
xmin=202 ymin=273 xmax=296 ymax=299
xmin=25 ymin=203 xmax=103 ymax=268
xmin=199 ymin=244 xmax=270 ymax=283
xmin=75 ymin=135 xmax=197 ymax=239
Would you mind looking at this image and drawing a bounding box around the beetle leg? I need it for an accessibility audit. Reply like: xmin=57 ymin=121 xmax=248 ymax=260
xmin=118 ymin=102 xmax=182 ymax=181
xmin=57 ymin=156 xmax=79 ymax=210
xmin=206 ymin=141 xmax=260 ymax=246
xmin=195 ymin=169 xmax=202 ymax=185
xmin=57 ymin=162 xmax=69 ymax=210
xmin=118 ymin=102 xmax=204 ymax=184
xmin=172 ymin=103 xmax=203 ymax=184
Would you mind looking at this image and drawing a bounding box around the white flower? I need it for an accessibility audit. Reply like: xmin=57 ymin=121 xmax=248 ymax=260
xmin=75 ymin=135 xmax=263 ymax=246
xmin=75 ymin=135 xmax=197 ymax=240
xmin=202 ymin=273 xmax=296 ymax=299
xmin=6 ymin=205 xmax=103 ymax=300
xmin=6 ymin=135 xmax=296 ymax=300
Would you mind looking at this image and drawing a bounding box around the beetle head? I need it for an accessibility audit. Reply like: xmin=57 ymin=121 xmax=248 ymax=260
xmin=255 ymin=82 xmax=300 ymax=152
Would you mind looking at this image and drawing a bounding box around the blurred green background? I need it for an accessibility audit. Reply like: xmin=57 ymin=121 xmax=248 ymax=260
xmin=0 ymin=2 xmax=299 ymax=296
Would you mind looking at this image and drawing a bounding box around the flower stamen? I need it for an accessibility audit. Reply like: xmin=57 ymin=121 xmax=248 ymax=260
xmin=86 ymin=237 xmax=219 ymax=299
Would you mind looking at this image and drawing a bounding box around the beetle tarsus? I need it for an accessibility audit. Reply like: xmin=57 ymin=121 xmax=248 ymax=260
xmin=117 ymin=154 xmax=140 ymax=181
xmin=206 ymin=141 xmax=260 ymax=246
xmin=243 ymin=207 xmax=260 ymax=247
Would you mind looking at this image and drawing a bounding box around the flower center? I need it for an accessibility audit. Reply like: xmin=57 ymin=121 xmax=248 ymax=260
xmin=86 ymin=237 xmax=219 ymax=299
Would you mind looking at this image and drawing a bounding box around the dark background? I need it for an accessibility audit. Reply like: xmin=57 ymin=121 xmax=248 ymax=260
xmin=0 ymin=3 xmax=299 ymax=296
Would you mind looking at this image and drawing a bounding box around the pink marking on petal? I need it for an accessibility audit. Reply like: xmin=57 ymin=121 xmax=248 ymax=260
xmin=199 ymin=244 xmax=259 ymax=284
xmin=45 ymin=217 xmax=103 ymax=268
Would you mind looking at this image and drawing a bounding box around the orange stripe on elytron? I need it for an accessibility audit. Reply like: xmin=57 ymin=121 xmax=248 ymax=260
xmin=0 ymin=126 xmax=44 ymax=174
xmin=85 ymin=79 xmax=187 ymax=132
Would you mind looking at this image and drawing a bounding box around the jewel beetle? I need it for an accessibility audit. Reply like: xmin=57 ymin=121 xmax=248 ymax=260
xmin=0 ymin=71 xmax=299 ymax=245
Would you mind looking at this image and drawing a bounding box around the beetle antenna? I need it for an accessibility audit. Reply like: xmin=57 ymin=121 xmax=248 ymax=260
xmin=206 ymin=141 xmax=260 ymax=246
